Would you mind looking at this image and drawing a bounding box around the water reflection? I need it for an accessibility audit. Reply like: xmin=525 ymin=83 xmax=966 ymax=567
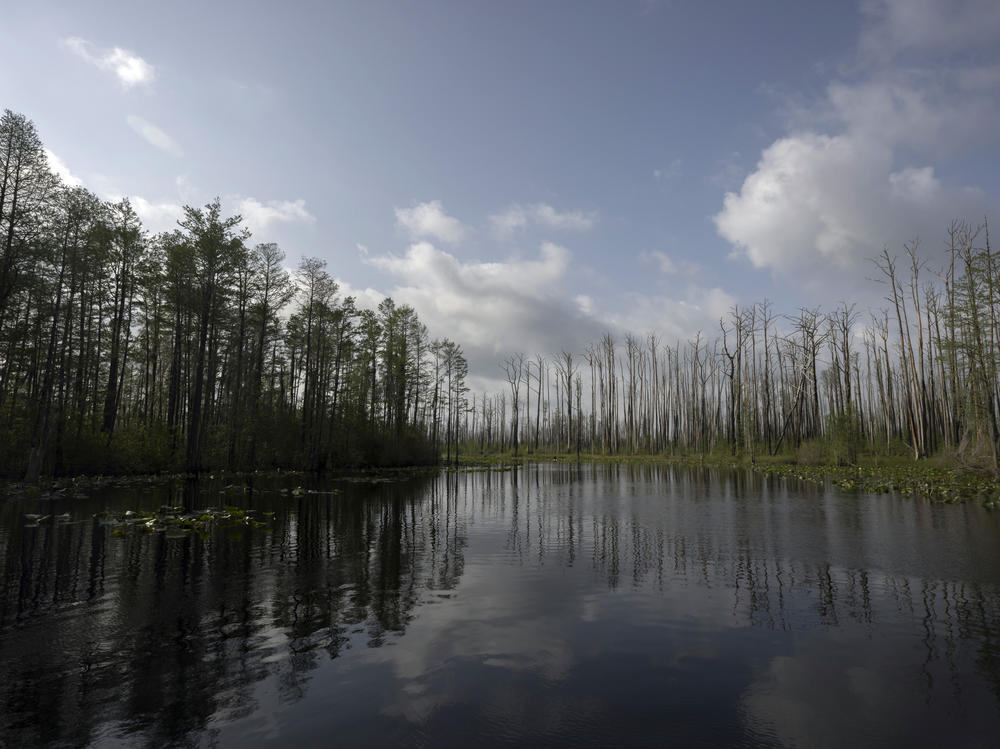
xmin=1 ymin=465 xmax=999 ymax=747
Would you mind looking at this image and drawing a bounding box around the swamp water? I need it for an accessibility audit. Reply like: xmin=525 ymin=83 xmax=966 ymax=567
xmin=2 ymin=463 xmax=1000 ymax=747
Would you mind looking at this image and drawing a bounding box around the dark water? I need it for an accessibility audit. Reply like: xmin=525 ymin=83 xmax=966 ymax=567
xmin=3 ymin=465 xmax=1000 ymax=748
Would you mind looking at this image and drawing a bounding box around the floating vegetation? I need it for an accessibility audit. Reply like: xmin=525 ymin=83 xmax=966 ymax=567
xmin=276 ymin=485 xmax=343 ymax=494
xmin=462 ymin=454 xmax=1000 ymax=508
xmin=753 ymin=462 xmax=1000 ymax=507
xmin=2 ymin=469 xmax=312 ymax=499
xmin=95 ymin=505 xmax=274 ymax=538
xmin=331 ymin=467 xmax=440 ymax=483
xmin=447 ymin=465 xmax=517 ymax=473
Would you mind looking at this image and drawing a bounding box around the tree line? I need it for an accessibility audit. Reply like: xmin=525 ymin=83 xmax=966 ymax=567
xmin=5 ymin=107 xmax=997 ymax=478
xmin=0 ymin=110 xmax=470 ymax=479
xmin=477 ymin=228 xmax=999 ymax=474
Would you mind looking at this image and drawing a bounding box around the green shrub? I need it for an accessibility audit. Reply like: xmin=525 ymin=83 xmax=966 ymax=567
xmin=795 ymin=440 xmax=825 ymax=466
xmin=826 ymin=409 xmax=863 ymax=466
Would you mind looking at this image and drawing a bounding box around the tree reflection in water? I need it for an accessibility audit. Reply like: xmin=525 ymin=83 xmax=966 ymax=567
xmin=1 ymin=465 xmax=999 ymax=747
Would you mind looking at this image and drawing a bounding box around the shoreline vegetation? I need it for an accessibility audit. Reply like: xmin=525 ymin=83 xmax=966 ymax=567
xmin=0 ymin=110 xmax=468 ymax=480
xmin=2 ymin=108 xmax=999 ymax=498
xmin=455 ymin=451 xmax=1000 ymax=508
xmin=3 ymin=450 xmax=997 ymax=510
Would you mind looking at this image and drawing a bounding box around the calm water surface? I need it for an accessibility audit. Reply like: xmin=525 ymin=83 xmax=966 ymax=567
xmin=2 ymin=464 xmax=1000 ymax=748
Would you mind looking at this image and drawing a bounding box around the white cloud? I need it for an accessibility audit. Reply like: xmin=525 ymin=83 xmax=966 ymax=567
xmin=129 ymin=197 xmax=184 ymax=233
xmin=533 ymin=203 xmax=596 ymax=231
xmin=490 ymin=203 xmax=596 ymax=236
xmin=888 ymin=166 xmax=939 ymax=202
xmin=860 ymin=0 xmax=1000 ymax=59
xmin=489 ymin=205 xmax=530 ymax=235
xmin=718 ymin=134 xmax=886 ymax=272
xmin=332 ymin=278 xmax=387 ymax=312
xmin=646 ymin=250 xmax=676 ymax=274
xmin=715 ymin=133 xmax=988 ymax=278
xmin=605 ymin=286 xmax=737 ymax=345
xmin=358 ymin=232 xmax=734 ymax=384
xmin=44 ymin=149 xmax=82 ymax=188
xmin=368 ymin=240 xmax=570 ymax=303
xmin=362 ymin=239 xmax=605 ymax=376
xmin=102 ymin=192 xmax=314 ymax=237
xmin=63 ymin=37 xmax=154 ymax=88
xmin=714 ymin=0 xmax=1000 ymax=283
xmin=825 ymin=74 xmax=1000 ymax=152
xmin=395 ymin=200 xmax=467 ymax=244
xmin=639 ymin=250 xmax=700 ymax=277
xmin=574 ymin=294 xmax=595 ymax=316
xmin=238 ymin=198 xmax=315 ymax=235
xmin=126 ymin=115 xmax=182 ymax=156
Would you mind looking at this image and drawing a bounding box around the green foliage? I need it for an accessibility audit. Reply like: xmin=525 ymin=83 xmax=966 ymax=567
xmin=0 ymin=110 xmax=456 ymax=480
xmin=795 ymin=440 xmax=826 ymax=466
xmin=826 ymin=409 xmax=863 ymax=466
xmin=104 ymin=504 xmax=272 ymax=537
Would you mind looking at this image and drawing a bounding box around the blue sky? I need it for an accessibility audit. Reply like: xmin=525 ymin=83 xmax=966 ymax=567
xmin=3 ymin=0 xmax=999 ymax=385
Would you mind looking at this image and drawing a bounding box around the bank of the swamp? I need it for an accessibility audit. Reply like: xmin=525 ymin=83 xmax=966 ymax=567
xmin=0 ymin=465 xmax=449 ymax=501
xmin=7 ymin=454 xmax=997 ymax=509
xmin=454 ymin=450 xmax=1000 ymax=508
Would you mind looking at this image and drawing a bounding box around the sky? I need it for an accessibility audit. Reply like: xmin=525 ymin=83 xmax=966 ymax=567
xmin=3 ymin=0 xmax=999 ymax=389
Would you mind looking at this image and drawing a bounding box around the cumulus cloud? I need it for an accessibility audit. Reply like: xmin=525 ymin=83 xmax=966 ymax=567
xmin=362 ymin=239 xmax=605 ymax=377
xmin=97 ymin=190 xmax=314 ymax=237
xmin=533 ymin=203 xmax=596 ymax=231
xmin=63 ymin=37 xmax=154 ymax=88
xmin=395 ymin=200 xmax=467 ymax=244
xmin=44 ymin=149 xmax=82 ymax=188
xmin=357 ymin=232 xmax=733 ymax=387
xmin=369 ymin=240 xmax=570 ymax=297
xmin=860 ymin=0 xmax=1000 ymax=59
xmin=126 ymin=115 xmax=182 ymax=156
xmin=714 ymin=0 xmax=1000 ymax=283
xmin=825 ymin=73 xmax=1000 ymax=152
xmin=490 ymin=203 xmax=596 ymax=236
xmin=332 ymin=277 xmax=387 ymax=312
xmin=717 ymin=129 xmax=991 ymax=282
xmin=605 ymin=286 xmax=737 ymax=345
xmin=720 ymin=135 xmax=911 ymax=272
xmin=129 ymin=197 xmax=184 ymax=233
xmin=238 ymin=198 xmax=315 ymax=235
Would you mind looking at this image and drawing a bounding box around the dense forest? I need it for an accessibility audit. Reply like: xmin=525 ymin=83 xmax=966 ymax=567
xmin=0 ymin=110 xmax=470 ymax=479
xmin=3 ymin=108 xmax=998 ymax=480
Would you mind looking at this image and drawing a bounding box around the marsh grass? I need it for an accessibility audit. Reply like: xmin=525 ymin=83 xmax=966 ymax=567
xmin=456 ymin=447 xmax=1000 ymax=507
